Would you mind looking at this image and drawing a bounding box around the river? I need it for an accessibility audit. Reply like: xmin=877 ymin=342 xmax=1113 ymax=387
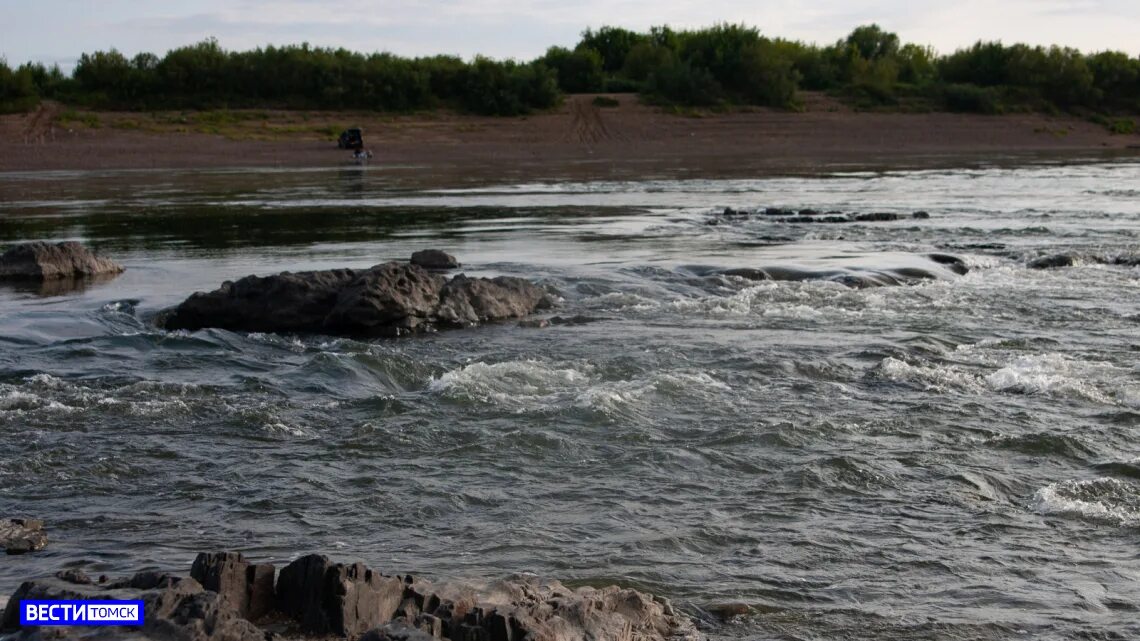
xmin=1 ymin=162 xmax=1138 ymax=640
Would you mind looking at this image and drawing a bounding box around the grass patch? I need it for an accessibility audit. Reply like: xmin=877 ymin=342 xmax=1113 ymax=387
xmin=58 ymin=109 xmax=100 ymax=128
xmin=1109 ymin=118 xmax=1136 ymax=135
xmin=191 ymin=110 xmax=271 ymax=126
xmin=592 ymin=96 xmax=620 ymax=108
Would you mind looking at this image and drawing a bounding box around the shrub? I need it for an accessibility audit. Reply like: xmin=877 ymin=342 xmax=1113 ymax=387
xmin=645 ymin=60 xmax=723 ymax=106
xmin=940 ymin=83 xmax=1004 ymax=114
xmin=1109 ymin=118 xmax=1136 ymax=134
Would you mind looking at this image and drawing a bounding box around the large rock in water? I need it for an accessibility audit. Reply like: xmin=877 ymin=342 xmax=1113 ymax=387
xmin=410 ymin=249 xmax=460 ymax=270
xmin=0 ymin=242 xmax=123 ymax=280
xmin=161 ymin=261 xmax=549 ymax=337
xmin=1 ymin=518 xmax=47 ymax=555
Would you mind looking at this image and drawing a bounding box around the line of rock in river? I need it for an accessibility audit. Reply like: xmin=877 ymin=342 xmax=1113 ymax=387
xmin=2 ymin=241 xmax=1135 ymax=337
xmin=705 ymin=207 xmax=931 ymax=225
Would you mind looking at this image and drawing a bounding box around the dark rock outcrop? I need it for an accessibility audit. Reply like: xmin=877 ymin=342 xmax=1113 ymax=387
xmin=276 ymin=554 xmax=405 ymax=637
xmin=323 ymin=263 xmax=446 ymax=335
xmin=0 ymin=573 xmax=265 ymax=641
xmin=162 ymin=268 xmax=357 ymax=333
xmin=190 ymin=551 xmax=275 ymax=622
xmin=1 ymin=518 xmax=47 ymax=555
xmin=410 ymin=249 xmax=460 ymax=270
xmin=435 ymin=275 xmax=550 ymax=326
xmin=161 ymin=261 xmax=550 ymax=337
xmin=0 ymin=242 xmax=123 ymax=281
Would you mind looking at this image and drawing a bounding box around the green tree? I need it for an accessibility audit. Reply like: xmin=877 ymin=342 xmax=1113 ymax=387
xmin=578 ymin=26 xmax=646 ymax=72
xmin=541 ymin=46 xmax=604 ymax=93
xmin=845 ymin=24 xmax=900 ymax=60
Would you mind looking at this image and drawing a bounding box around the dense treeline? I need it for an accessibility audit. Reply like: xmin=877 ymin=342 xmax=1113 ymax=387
xmin=540 ymin=23 xmax=1140 ymax=115
xmin=1 ymin=40 xmax=559 ymax=115
xmin=2 ymin=24 xmax=1139 ymax=119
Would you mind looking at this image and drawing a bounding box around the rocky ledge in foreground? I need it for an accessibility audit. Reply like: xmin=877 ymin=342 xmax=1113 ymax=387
xmin=0 ymin=242 xmax=124 ymax=281
xmin=0 ymin=551 xmax=700 ymax=641
xmin=160 ymin=255 xmax=552 ymax=337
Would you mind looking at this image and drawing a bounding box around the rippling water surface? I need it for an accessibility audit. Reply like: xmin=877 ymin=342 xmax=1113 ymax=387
xmin=2 ymin=163 xmax=1139 ymax=640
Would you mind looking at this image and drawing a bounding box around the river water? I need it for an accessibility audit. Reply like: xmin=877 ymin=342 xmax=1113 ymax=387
xmin=1 ymin=162 xmax=1138 ymax=640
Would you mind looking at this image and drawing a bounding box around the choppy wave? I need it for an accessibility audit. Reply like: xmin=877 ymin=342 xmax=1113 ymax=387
xmin=1033 ymin=478 xmax=1140 ymax=526
xmin=427 ymin=359 xmax=729 ymax=417
xmin=5 ymin=162 xmax=1140 ymax=641
xmin=872 ymin=352 xmax=1133 ymax=406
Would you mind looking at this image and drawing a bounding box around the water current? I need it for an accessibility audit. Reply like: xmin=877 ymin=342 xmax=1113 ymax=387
xmin=1 ymin=162 xmax=1138 ymax=640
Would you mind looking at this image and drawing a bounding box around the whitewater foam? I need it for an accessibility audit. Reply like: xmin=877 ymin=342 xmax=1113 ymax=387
xmin=1033 ymin=478 xmax=1140 ymax=526
xmin=427 ymin=360 xmax=729 ymax=416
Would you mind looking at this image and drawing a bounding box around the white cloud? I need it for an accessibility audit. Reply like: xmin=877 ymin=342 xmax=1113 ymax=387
xmin=2 ymin=0 xmax=1138 ymax=67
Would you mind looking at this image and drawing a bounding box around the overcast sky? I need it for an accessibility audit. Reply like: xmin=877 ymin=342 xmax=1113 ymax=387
xmin=3 ymin=0 xmax=1138 ymax=69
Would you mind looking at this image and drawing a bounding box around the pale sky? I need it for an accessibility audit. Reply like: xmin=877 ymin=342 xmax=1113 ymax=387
xmin=2 ymin=0 xmax=1138 ymax=70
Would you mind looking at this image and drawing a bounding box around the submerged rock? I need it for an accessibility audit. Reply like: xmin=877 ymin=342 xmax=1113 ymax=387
xmin=160 ymin=260 xmax=550 ymax=337
xmin=926 ymin=253 xmax=970 ymax=275
xmin=1 ymin=518 xmax=47 ymax=555
xmin=711 ymin=253 xmax=968 ymax=288
xmin=519 ymin=314 xmax=608 ymax=328
xmin=0 ymin=242 xmax=123 ymax=281
xmin=1028 ymin=254 xmax=1077 ymax=269
xmin=410 ymin=249 xmax=460 ymax=270
xmin=854 ymin=212 xmax=904 ymax=222
xmin=1 ymin=551 xmax=701 ymax=641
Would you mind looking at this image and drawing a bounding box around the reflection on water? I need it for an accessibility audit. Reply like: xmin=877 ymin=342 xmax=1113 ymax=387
xmin=1 ymin=163 xmax=1139 ymax=641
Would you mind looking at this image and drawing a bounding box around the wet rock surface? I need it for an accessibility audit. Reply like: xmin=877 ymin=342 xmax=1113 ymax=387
xmin=0 ymin=242 xmax=123 ymax=281
xmin=1 ymin=519 xmax=47 ymax=555
xmin=160 ymin=259 xmax=551 ymax=337
xmin=1027 ymin=252 xmax=1140 ymax=269
xmin=689 ymin=251 xmax=969 ymax=288
xmin=0 ymin=551 xmax=701 ymax=641
xmin=410 ymin=250 xmax=460 ymax=270
xmin=1028 ymin=254 xmax=1077 ymax=269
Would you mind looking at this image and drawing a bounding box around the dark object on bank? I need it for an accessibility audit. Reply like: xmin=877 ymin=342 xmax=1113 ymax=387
xmin=0 ymin=242 xmax=123 ymax=281
xmin=1 ymin=518 xmax=47 ymax=555
xmin=338 ymin=127 xmax=364 ymax=150
xmin=0 ymin=550 xmax=701 ymax=641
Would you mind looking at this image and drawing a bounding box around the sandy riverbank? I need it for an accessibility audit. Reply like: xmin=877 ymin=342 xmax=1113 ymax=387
xmin=1 ymin=94 xmax=1137 ymax=182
